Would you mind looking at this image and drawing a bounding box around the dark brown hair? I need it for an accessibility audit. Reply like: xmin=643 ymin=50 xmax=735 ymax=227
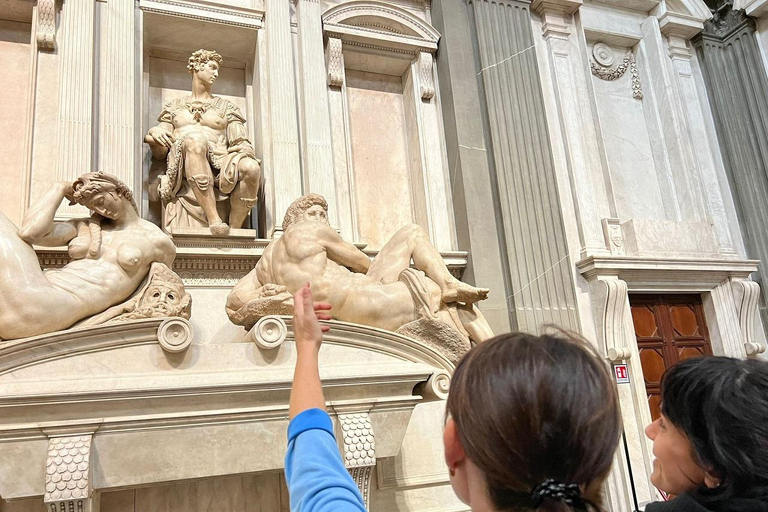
xmin=446 ymin=331 xmax=622 ymax=512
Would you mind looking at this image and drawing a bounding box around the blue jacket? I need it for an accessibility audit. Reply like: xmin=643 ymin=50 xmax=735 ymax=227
xmin=285 ymin=408 xmax=368 ymax=512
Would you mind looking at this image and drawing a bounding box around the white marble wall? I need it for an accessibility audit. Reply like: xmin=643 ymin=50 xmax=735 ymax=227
xmin=533 ymin=0 xmax=767 ymax=508
xmin=0 ymin=18 xmax=32 ymax=226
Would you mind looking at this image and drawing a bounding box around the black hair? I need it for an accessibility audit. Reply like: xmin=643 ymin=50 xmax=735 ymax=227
xmin=661 ymin=356 xmax=768 ymax=499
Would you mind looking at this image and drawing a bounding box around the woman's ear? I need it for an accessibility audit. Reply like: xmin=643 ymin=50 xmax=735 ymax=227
xmin=703 ymin=471 xmax=721 ymax=489
xmin=443 ymin=417 xmax=466 ymax=470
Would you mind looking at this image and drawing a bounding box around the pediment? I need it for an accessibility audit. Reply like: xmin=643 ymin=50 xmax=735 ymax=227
xmin=323 ymin=1 xmax=440 ymax=52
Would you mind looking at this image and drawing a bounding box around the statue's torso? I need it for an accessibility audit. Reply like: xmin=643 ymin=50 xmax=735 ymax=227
xmin=47 ymin=219 xmax=172 ymax=311
xmin=164 ymin=97 xmax=234 ymax=147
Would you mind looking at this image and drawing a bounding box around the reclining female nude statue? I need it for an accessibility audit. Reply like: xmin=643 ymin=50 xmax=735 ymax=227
xmin=226 ymin=194 xmax=494 ymax=360
xmin=0 ymin=173 xmax=177 ymax=340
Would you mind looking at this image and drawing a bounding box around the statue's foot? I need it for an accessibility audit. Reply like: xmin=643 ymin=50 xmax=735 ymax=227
xmin=209 ymin=222 xmax=230 ymax=236
xmin=442 ymin=282 xmax=489 ymax=304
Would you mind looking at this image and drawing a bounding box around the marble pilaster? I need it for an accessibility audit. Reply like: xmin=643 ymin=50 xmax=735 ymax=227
xmin=694 ymin=1 xmax=768 ymax=331
xmin=295 ymin=0 xmax=338 ymax=227
xmin=53 ymin=0 xmax=96 ymax=218
xmin=265 ymin=0 xmax=302 ymax=232
xmin=470 ymin=0 xmax=579 ymax=331
xmin=532 ymin=0 xmax=612 ymax=259
xmin=640 ymin=15 xmax=709 ymax=224
xmin=98 ymin=0 xmax=139 ymax=201
xmin=430 ymin=0 xmax=513 ymax=332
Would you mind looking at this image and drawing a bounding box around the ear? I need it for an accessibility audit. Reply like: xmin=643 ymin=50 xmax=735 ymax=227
xmin=443 ymin=417 xmax=466 ymax=470
xmin=703 ymin=471 xmax=721 ymax=489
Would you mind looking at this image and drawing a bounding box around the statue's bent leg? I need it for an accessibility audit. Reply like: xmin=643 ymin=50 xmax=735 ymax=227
xmin=182 ymin=134 xmax=226 ymax=233
xmin=229 ymin=158 xmax=261 ymax=229
xmin=369 ymin=223 xmax=489 ymax=304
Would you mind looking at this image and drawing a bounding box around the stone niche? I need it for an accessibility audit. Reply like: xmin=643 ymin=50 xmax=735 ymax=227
xmin=321 ymin=0 xmax=456 ymax=252
xmin=140 ymin=5 xmax=265 ymax=234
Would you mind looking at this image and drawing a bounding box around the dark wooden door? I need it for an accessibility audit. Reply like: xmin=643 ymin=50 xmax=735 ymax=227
xmin=629 ymin=295 xmax=713 ymax=421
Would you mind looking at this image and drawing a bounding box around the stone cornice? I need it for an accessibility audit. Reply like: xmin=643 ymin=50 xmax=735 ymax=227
xmin=735 ymin=0 xmax=768 ymax=17
xmin=577 ymin=256 xmax=758 ymax=288
xmin=531 ymin=0 xmax=582 ymax=15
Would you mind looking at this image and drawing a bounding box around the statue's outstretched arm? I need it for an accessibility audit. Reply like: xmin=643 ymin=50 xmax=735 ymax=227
xmin=320 ymin=228 xmax=371 ymax=274
xmin=18 ymin=182 xmax=77 ymax=247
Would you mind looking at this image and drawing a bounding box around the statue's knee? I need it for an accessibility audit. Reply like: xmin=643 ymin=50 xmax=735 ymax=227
xmin=239 ymin=158 xmax=261 ymax=185
xmin=182 ymin=134 xmax=209 ymax=154
xmin=401 ymin=223 xmax=426 ymax=238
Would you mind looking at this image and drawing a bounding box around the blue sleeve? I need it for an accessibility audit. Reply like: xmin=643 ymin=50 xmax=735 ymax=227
xmin=285 ymin=409 xmax=367 ymax=512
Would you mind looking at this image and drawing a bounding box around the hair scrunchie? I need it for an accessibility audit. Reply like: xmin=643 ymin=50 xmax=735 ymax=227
xmin=532 ymin=479 xmax=585 ymax=508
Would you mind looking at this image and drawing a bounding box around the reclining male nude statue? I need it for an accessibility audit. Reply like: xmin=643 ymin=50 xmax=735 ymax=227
xmin=0 ymin=173 xmax=177 ymax=340
xmin=226 ymin=194 xmax=494 ymax=358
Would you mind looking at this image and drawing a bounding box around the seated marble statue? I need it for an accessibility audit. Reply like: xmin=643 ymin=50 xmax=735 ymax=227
xmin=145 ymin=49 xmax=261 ymax=236
xmin=226 ymin=194 xmax=494 ymax=359
xmin=0 ymin=173 xmax=177 ymax=341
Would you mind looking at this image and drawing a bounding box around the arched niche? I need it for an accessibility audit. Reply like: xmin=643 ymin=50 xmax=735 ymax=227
xmin=321 ymin=1 xmax=456 ymax=253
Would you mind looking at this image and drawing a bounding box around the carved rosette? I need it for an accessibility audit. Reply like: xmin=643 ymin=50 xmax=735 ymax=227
xmin=45 ymin=435 xmax=93 ymax=512
xmin=247 ymin=315 xmax=288 ymax=349
xmin=157 ymin=318 xmax=194 ymax=353
xmin=36 ymin=0 xmax=56 ymax=51
xmin=326 ymin=37 xmax=344 ymax=87
xmin=590 ymin=43 xmax=643 ymax=99
xmin=338 ymin=412 xmax=376 ymax=508
xmin=418 ymin=52 xmax=435 ymax=100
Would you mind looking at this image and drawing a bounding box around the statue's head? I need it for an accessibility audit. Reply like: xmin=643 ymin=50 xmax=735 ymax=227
xmin=135 ymin=264 xmax=192 ymax=319
xmin=187 ymin=49 xmax=222 ymax=87
xmin=283 ymin=194 xmax=329 ymax=231
xmin=72 ymin=172 xmax=138 ymax=219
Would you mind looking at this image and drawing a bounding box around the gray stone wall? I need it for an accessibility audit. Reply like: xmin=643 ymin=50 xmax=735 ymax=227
xmin=694 ymin=0 xmax=768 ymax=329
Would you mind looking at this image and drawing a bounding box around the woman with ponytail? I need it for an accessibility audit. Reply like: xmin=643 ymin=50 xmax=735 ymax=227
xmin=285 ymin=283 xmax=622 ymax=512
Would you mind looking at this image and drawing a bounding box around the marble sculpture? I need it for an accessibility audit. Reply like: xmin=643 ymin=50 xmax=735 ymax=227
xmin=0 ymin=173 xmax=181 ymax=340
xmin=145 ymin=49 xmax=262 ymax=235
xmin=226 ymin=194 xmax=494 ymax=361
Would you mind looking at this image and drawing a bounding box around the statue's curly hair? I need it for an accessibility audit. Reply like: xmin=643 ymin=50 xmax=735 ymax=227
xmin=70 ymin=172 xmax=139 ymax=258
xmin=282 ymin=194 xmax=328 ymax=231
xmin=72 ymin=172 xmax=138 ymax=213
xmin=187 ymin=49 xmax=223 ymax=75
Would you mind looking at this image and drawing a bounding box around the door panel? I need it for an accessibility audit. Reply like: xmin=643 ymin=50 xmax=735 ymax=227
xmin=630 ymin=295 xmax=713 ymax=421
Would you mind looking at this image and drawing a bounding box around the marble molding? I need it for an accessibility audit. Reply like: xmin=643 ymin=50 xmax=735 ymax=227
xmin=336 ymin=411 xmax=376 ymax=508
xmin=0 ymin=312 xmax=449 ymax=499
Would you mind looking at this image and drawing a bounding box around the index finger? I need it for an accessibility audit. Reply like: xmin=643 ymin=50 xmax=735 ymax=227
xmin=313 ymin=302 xmax=332 ymax=311
xmin=293 ymin=284 xmax=308 ymax=317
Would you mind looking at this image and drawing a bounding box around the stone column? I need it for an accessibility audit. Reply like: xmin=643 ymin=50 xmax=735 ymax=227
xmin=295 ymin=0 xmax=338 ymax=227
xmin=693 ymin=1 xmax=768 ymax=331
xmin=98 ymin=0 xmax=139 ymax=202
xmin=54 ymin=0 xmax=97 ymax=218
xmin=265 ymin=0 xmax=302 ymax=231
xmin=469 ymin=0 xmax=579 ymax=331
xmin=431 ymin=0 xmax=513 ymax=333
